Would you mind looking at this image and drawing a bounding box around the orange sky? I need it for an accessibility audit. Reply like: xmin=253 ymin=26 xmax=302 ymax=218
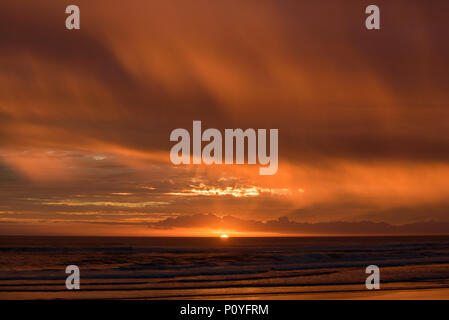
xmin=1 ymin=1 xmax=449 ymax=236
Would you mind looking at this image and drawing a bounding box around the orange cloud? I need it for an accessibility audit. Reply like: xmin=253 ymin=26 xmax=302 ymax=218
xmin=1 ymin=1 xmax=449 ymax=235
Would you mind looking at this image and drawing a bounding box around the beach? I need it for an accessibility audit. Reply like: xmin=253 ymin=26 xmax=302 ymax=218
xmin=1 ymin=236 xmax=449 ymax=300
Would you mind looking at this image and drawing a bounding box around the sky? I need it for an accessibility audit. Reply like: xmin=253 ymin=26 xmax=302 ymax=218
xmin=1 ymin=1 xmax=449 ymax=236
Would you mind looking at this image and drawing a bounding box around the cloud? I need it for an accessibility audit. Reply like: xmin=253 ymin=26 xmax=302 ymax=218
xmin=1 ymin=1 xmax=448 ymax=163
xmin=1 ymin=1 xmax=449 ymax=234
xmin=147 ymin=213 xmax=449 ymax=235
xmin=166 ymin=184 xmax=292 ymax=198
xmin=41 ymin=199 xmax=169 ymax=208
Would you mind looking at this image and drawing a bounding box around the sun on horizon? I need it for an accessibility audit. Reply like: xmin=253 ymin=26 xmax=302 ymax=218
xmin=220 ymin=234 xmax=229 ymax=239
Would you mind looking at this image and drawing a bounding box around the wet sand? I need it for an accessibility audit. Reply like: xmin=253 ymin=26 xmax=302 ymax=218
xmin=3 ymin=282 xmax=449 ymax=300
xmin=187 ymin=282 xmax=449 ymax=300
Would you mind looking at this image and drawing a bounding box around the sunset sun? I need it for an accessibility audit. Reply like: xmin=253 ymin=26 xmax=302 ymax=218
xmin=220 ymin=234 xmax=229 ymax=239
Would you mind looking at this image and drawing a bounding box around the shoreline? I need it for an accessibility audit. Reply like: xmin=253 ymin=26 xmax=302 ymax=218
xmin=2 ymin=282 xmax=449 ymax=300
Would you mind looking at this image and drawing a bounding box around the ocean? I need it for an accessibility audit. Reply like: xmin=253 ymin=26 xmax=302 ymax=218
xmin=1 ymin=236 xmax=449 ymax=299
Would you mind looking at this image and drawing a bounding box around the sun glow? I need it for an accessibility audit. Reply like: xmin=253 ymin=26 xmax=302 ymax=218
xmin=166 ymin=184 xmax=291 ymax=198
xmin=220 ymin=234 xmax=229 ymax=239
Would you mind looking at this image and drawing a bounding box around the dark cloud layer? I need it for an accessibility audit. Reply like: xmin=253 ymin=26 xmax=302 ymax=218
xmin=1 ymin=1 xmax=448 ymax=160
xmin=148 ymin=213 xmax=449 ymax=235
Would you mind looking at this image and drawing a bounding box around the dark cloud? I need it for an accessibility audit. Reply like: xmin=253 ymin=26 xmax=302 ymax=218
xmin=0 ymin=1 xmax=448 ymax=160
xmin=148 ymin=213 xmax=449 ymax=235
